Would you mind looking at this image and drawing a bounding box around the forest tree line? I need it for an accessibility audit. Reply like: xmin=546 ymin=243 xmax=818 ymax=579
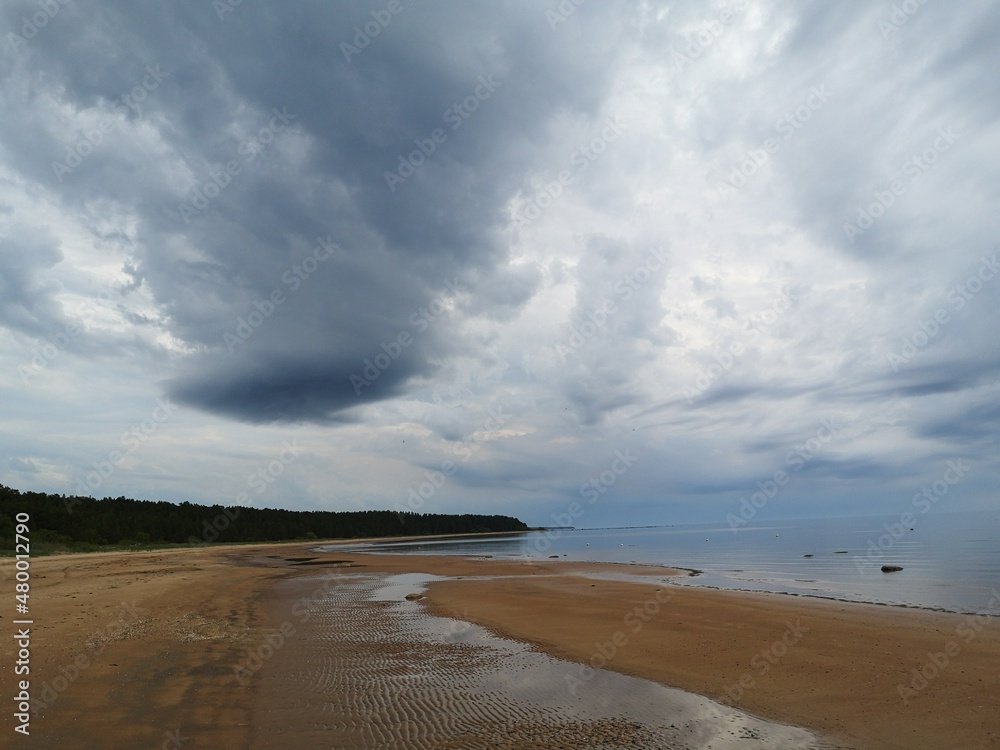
xmin=0 ymin=484 xmax=529 ymax=550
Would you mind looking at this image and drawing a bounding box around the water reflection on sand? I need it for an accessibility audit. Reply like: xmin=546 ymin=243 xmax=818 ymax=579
xmin=251 ymin=571 xmax=847 ymax=749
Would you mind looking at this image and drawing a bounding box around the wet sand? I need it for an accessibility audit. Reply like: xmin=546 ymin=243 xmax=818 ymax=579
xmin=250 ymin=570 xmax=835 ymax=749
xmin=1 ymin=543 xmax=998 ymax=749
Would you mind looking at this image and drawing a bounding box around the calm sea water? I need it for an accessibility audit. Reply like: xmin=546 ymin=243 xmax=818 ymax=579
xmin=325 ymin=511 xmax=1000 ymax=615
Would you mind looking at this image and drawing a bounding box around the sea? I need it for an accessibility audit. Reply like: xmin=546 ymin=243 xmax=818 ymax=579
xmin=326 ymin=510 xmax=1000 ymax=616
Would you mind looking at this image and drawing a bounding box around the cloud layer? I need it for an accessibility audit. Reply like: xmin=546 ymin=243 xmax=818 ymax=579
xmin=1 ymin=0 xmax=997 ymax=526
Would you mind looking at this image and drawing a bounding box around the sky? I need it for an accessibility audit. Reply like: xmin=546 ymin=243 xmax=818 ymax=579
xmin=0 ymin=0 xmax=998 ymax=529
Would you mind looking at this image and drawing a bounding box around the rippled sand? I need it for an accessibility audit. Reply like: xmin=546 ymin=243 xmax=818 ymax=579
xmin=250 ymin=571 xmax=839 ymax=749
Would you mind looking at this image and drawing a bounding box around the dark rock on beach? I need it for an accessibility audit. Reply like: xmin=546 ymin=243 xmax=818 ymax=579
xmin=880 ymin=565 xmax=904 ymax=573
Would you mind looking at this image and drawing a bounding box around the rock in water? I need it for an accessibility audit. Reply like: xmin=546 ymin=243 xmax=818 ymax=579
xmin=880 ymin=565 xmax=903 ymax=573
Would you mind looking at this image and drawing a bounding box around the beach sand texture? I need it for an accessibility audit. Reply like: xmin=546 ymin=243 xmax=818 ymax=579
xmin=1 ymin=544 xmax=997 ymax=749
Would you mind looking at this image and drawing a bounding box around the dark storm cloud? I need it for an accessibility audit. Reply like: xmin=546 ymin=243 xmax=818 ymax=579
xmin=1 ymin=0 xmax=629 ymax=423
xmin=167 ymin=352 xmax=419 ymax=424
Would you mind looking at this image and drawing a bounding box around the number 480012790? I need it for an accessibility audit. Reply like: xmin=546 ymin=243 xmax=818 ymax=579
xmin=14 ymin=512 xmax=30 ymax=605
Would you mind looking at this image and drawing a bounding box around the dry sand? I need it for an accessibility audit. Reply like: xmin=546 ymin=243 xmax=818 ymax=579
xmin=0 ymin=542 xmax=997 ymax=749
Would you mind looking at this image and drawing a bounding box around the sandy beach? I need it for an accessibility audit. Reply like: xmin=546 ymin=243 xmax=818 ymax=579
xmin=2 ymin=543 xmax=998 ymax=749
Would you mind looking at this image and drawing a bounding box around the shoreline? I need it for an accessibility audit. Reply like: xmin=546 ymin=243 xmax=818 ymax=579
xmin=3 ymin=542 xmax=998 ymax=749
xmin=664 ymin=577 xmax=1000 ymax=618
xmin=317 ymin=538 xmax=1000 ymax=618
